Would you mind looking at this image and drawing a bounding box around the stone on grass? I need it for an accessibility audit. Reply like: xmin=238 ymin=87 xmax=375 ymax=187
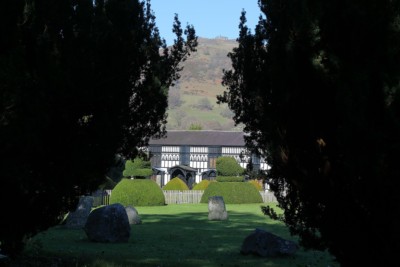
xmin=65 ymin=196 xmax=93 ymax=229
xmin=208 ymin=196 xmax=228 ymax=221
xmin=125 ymin=206 xmax=142 ymax=225
xmin=240 ymin=228 xmax=299 ymax=257
xmin=84 ymin=203 xmax=130 ymax=243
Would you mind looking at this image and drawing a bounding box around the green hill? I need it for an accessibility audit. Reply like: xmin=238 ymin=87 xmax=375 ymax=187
xmin=166 ymin=37 xmax=244 ymax=131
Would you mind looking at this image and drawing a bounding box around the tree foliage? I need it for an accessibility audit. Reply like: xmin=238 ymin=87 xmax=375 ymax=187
xmin=218 ymin=1 xmax=400 ymax=266
xmin=0 ymin=0 xmax=197 ymax=257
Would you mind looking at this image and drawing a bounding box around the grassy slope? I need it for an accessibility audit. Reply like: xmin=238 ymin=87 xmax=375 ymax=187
xmin=166 ymin=37 xmax=244 ymax=131
xmin=21 ymin=203 xmax=338 ymax=267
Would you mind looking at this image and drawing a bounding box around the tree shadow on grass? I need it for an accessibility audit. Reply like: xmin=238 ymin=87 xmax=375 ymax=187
xmin=23 ymin=208 xmax=337 ymax=267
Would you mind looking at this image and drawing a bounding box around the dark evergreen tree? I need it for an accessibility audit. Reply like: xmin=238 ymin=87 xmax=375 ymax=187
xmin=0 ymin=0 xmax=197 ymax=257
xmin=218 ymin=1 xmax=400 ymax=266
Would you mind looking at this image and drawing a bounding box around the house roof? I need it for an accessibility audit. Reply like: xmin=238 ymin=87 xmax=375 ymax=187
xmin=152 ymin=167 xmax=165 ymax=174
xmin=149 ymin=130 xmax=246 ymax=147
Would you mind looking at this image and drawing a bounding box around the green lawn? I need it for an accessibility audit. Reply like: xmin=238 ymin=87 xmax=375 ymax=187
xmin=21 ymin=203 xmax=338 ymax=267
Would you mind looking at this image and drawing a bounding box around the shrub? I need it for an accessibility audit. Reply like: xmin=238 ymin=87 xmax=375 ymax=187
xmin=129 ymin=168 xmax=153 ymax=178
xmin=188 ymin=123 xmax=203 ymax=130
xmin=248 ymin=180 xmax=263 ymax=191
xmin=200 ymin=182 xmax=263 ymax=204
xmin=192 ymin=179 xmax=211 ymax=190
xmin=110 ymin=178 xmax=165 ymax=206
xmin=122 ymin=157 xmax=152 ymax=178
xmin=216 ymin=176 xmax=244 ymax=182
xmin=163 ymin=177 xmax=189 ymax=190
xmin=216 ymin=156 xmax=245 ymax=176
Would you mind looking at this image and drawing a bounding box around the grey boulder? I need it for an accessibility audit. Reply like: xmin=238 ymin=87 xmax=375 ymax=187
xmin=84 ymin=203 xmax=130 ymax=243
xmin=241 ymin=228 xmax=298 ymax=257
xmin=125 ymin=206 xmax=142 ymax=225
xmin=208 ymin=196 xmax=228 ymax=221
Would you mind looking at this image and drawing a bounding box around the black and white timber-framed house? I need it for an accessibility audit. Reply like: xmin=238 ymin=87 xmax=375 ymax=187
xmin=148 ymin=130 xmax=269 ymax=188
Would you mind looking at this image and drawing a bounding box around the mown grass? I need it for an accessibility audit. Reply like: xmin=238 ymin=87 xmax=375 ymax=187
xmin=19 ymin=203 xmax=338 ymax=267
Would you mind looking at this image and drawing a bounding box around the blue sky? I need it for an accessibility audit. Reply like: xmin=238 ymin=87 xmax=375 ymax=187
xmin=150 ymin=0 xmax=263 ymax=45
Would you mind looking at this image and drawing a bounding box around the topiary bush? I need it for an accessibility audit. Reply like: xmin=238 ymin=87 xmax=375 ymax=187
xmin=192 ymin=179 xmax=211 ymax=190
xmin=162 ymin=177 xmax=189 ymax=190
xmin=122 ymin=157 xmax=152 ymax=179
xmin=110 ymin=178 xmax=165 ymax=206
xmin=248 ymin=180 xmax=263 ymax=191
xmin=200 ymin=182 xmax=263 ymax=204
xmin=216 ymin=156 xmax=245 ymax=176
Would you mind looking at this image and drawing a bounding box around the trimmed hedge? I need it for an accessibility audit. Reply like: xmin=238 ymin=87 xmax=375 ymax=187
xmin=128 ymin=168 xmax=153 ymax=178
xmin=192 ymin=179 xmax=212 ymax=190
xmin=216 ymin=156 xmax=245 ymax=176
xmin=110 ymin=178 xmax=165 ymax=206
xmin=163 ymin=177 xmax=189 ymax=190
xmin=216 ymin=176 xmax=244 ymax=182
xmin=200 ymin=182 xmax=263 ymax=204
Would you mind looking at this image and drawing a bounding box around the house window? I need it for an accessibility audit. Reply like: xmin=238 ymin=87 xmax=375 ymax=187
xmin=190 ymin=146 xmax=208 ymax=173
xmin=161 ymin=146 xmax=180 ymax=168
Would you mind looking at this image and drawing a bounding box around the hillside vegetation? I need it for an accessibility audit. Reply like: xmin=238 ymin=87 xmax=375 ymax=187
xmin=166 ymin=37 xmax=243 ymax=131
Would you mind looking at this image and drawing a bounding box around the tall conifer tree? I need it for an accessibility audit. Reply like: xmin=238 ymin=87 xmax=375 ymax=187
xmin=0 ymin=0 xmax=197 ymax=256
xmin=219 ymin=1 xmax=400 ymax=266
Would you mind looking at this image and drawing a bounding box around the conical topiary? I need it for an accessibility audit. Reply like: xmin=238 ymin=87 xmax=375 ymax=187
xmin=163 ymin=177 xmax=189 ymax=190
